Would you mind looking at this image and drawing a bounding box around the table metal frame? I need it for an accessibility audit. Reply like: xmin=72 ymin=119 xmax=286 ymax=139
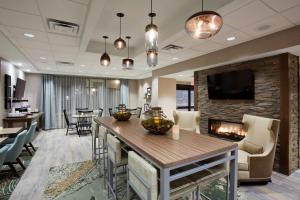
xmin=101 ymin=126 xmax=238 ymax=200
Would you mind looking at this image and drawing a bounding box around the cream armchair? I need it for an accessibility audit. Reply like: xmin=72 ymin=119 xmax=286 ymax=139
xmin=237 ymin=114 xmax=280 ymax=183
xmin=173 ymin=110 xmax=200 ymax=133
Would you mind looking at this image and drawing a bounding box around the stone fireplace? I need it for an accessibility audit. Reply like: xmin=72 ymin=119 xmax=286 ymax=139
xmin=208 ymin=119 xmax=246 ymax=141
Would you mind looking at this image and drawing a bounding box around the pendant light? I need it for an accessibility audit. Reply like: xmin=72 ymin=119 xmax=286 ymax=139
xmin=147 ymin=49 xmax=158 ymax=67
xmin=100 ymin=36 xmax=110 ymax=66
xmin=122 ymin=36 xmax=134 ymax=69
xmin=145 ymin=0 xmax=158 ymax=51
xmin=185 ymin=0 xmax=223 ymax=39
xmin=114 ymin=13 xmax=126 ymax=50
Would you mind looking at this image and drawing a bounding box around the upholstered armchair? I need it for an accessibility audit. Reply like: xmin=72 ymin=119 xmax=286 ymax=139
xmin=173 ymin=111 xmax=200 ymax=133
xmin=237 ymin=114 xmax=280 ymax=183
xmin=24 ymin=121 xmax=38 ymax=156
xmin=0 ymin=146 xmax=9 ymax=170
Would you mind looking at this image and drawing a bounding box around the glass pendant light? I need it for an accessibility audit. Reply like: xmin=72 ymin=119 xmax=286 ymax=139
xmin=147 ymin=49 xmax=158 ymax=67
xmin=185 ymin=0 xmax=223 ymax=39
xmin=114 ymin=13 xmax=126 ymax=50
xmin=145 ymin=0 xmax=158 ymax=51
xmin=100 ymin=36 xmax=110 ymax=66
xmin=122 ymin=36 xmax=134 ymax=69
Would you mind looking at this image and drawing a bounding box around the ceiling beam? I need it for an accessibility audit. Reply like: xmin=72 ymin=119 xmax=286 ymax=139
xmin=153 ymin=25 xmax=300 ymax=77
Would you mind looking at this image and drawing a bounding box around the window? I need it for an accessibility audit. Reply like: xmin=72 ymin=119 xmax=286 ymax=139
xmin=176 ymin=84 xmax=194 ymax=111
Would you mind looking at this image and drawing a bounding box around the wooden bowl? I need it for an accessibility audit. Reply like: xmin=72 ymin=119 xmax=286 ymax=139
xmin=141 ymin=118 xmax=174 ymax=135
xmin=113 ymin=112 xmax=132 ymax=121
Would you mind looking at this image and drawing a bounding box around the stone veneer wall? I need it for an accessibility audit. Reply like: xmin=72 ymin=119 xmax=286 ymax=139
xmin=195 ymin=54 xmax=299 ymax=174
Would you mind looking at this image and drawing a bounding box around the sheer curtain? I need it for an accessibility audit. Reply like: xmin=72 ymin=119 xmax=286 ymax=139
xmin=41 ymin=75 xmax=129 ymax=129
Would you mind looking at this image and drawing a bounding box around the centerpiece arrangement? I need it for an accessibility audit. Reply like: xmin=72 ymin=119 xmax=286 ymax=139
xmin=113 ymin=104 xmax=132 ymax=121
xmin=141 ymin=107 xmax=174 ymax=135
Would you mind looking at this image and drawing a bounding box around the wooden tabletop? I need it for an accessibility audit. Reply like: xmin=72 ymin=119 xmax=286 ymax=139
xmin=0 ymin=137 xmax=8 ymax=144
xmin=3 ymin=112 xmax=44 ymax=121
xmin=95 ymin=117 xmax=237 ymax=168
xmin=0 ymin=127 xmax=24 ymax=136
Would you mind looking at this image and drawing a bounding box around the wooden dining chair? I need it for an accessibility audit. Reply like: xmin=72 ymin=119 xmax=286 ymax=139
xmin=109 ymin=108 xmax=113 ymax=117
xmin=63 ymin=109 xmax=78 ymax=136
xmin=136 ymin=107 xmax=142 ymax=118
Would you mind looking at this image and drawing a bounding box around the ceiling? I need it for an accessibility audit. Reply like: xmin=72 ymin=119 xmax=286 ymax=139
xmin=0 ymin=0 xmax=300 ymax=79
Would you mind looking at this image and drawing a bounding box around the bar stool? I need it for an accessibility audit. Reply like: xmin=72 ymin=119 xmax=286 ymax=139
xmin=106 ymin=134 xmax=128 ymax=199
xmin=127 ymin=151 xmax=197 ymax=200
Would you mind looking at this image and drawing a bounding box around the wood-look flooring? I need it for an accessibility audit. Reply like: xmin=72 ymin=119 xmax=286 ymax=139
xmin=9 ymin=129 xmax=300 ymax=200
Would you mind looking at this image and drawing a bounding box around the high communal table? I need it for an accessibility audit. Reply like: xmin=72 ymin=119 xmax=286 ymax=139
xmin=95 ymin=117 xmax=238 ymax=200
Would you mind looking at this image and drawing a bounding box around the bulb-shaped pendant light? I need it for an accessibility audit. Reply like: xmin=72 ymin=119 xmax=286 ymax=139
xmin=100 ymin=36 xmax=110 ymax=66
xmin=122 ymin=36 xmax=134 ymax=69
xmin=114 ymin=13 xmax=126 ymax=50
xmin=147 ymin=49 xmax=158 ymax=67
xmin=185 ymin=0 xmax=223 ymax=39
xmin=145 ymin=0 xmax=158 ymax=51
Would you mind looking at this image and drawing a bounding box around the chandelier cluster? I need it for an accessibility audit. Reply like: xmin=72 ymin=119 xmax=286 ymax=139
xmin=100 ymin=0 xmax=222 ymax=69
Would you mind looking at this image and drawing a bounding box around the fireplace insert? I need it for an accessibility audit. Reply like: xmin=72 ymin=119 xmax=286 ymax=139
xmin=208 ymin=118 xmax=246 ymax=141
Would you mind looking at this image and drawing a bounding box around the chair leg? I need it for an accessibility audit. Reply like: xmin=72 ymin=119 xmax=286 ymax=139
xmin=29 ymin=142 xmax=36 ymax=151
xmin=16 ymin=157 xmax=26 ymax=170
xmin=66 ymin=125 xmax=69 ymax=136
xmin=7 ymin=163 xmax=20 ymax=177
xmin=24 ymin=144 xmax=33 ymax=156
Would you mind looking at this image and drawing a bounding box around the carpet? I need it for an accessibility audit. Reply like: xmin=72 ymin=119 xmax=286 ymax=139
xmin=0 ymin=149 xmax=37 ymax=200
xmin=43 ymin=160 xmax=254 ymax=200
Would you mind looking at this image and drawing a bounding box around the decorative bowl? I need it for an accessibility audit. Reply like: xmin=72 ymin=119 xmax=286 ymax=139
xmin=141 ymin=118 xmax=174 ymax=135
xmin=113 ymin=112 xmax=132 ymax=121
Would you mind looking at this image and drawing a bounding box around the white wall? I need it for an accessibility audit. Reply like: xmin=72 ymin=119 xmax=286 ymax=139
xmin=24 ymin=73 xmax=42 ymax=111
xmin=0 ymin=58 xmax=25 ymax=126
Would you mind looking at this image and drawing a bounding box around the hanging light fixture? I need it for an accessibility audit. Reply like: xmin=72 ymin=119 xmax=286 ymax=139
xmin=145 ymin=0 xmax=158 ymax=51
xmin=147 ymin=49 xmax=158 ymax=67
xmin=122 ymin=36 xmax=134 ymax=69
xmin=185 ymin=0 xmax=223 ymax=39
xmin=100 ymin=36 xmax=110 ymax=66
xmin=114 ymin=13 xmax=126 ymax=50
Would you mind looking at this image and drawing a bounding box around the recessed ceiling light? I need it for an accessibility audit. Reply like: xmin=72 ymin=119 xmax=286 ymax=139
xmin=178 ymin=74 xmax=184 ymax=77
xmin=16 ymin=62 xmax=23 ymax=67
xmin=40 ymin=57 xmax=46 ymax=60
xmin=226 ymin=36 xmax=236 ymax=41
xmin=80 ymin=64 xmax=86 ymax=67
xmin=25 ymin=69 xmax=30 ymax=72
xmin=24 ymin=33 xmax=35 ymax=38
xmin=172 ymin=57 xmax=179 ymax=60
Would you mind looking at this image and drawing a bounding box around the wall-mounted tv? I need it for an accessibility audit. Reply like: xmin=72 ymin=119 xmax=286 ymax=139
xmin=207 ymin=69 xmax=254 ymax=100
xmin=14 ymin=78 xmax=26 ymax=99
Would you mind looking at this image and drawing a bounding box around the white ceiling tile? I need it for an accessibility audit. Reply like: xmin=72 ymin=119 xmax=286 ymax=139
xmin=37 ymin=0 xmax=87 ymax=25
xmin=210 ymin=29 xmax=253 ymax=46
xmin=173 ymin=34 xmax=205 ymax=49
xmin=262 ymin=0 xmax=300 ymax=12
xmin=0 ymin=0 xmax=40 ymax=15
xmin=6 ymin=27 xmax=48 ymax=42
xmin=48 ymin=33 xmax=80 ymax=46
xmin=69 ymin=0 xmax=90 ymax=5
xmin=18 ymin=39 xmax=51 ymax=51
xmin=0 ymin=8 xmax=44 ymax=31
xmin=190 ymin=41 xmax=225 ymax=53
xmin=241 ymin=14 xmax=294 ymax=37
xmin=218 ymin=0 xmax=253 ymax=16
xmin=224 ymin=0 xmax=276 ymax=29
xmin=24 ymin=48 xmax=53 ymax=60
xmin=281 ymin=5 xmax=300 ymax=25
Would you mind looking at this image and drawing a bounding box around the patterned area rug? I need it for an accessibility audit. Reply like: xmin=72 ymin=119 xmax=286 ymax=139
xmin=0 ymin=149 xmax=36 ymax=200
xmin=43 ymin=160 xmax=254 ymax=200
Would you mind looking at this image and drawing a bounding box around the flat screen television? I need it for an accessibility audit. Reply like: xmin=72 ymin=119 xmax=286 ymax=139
xmin=207 ymin=70 xmax=254 ymax=100
xmin=14 ymin=78 xmax=26 ymax=99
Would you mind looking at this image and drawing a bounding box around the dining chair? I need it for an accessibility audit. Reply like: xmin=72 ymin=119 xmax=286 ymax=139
xmin=23 ymin=121 xmax=38 ymax=156
xmin=109 ymin=108 xmax=113 ymax=117
xmin=106 ymin=134 xmax=128 ymax=199
xmin=0 ymin=146 xmax=9 ymax=170
xmin=63 ymin=109 xmax=78 ymax=136
xmin=92 ymin=120 xmax=107 ymax=173
xmin=3 ymin=130 xmax=27 ymax=177
xmin=127 ymin=151 xmax=197 ymax=200
xmin=97 ymin=108 xmax=103 ymax=117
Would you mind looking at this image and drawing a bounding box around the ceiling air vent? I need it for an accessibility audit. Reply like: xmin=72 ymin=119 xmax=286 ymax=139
xmin=47 ymin=18 xmax=79 ymax=36
xmin=162 ymin=44 xmax=183 ymax=51
xmin=56 ymin=61 xmax=74 ymax=66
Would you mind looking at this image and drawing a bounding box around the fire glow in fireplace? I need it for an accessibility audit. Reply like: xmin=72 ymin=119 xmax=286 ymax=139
xmin=208 ymin=119 xmax=246 ymax=141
